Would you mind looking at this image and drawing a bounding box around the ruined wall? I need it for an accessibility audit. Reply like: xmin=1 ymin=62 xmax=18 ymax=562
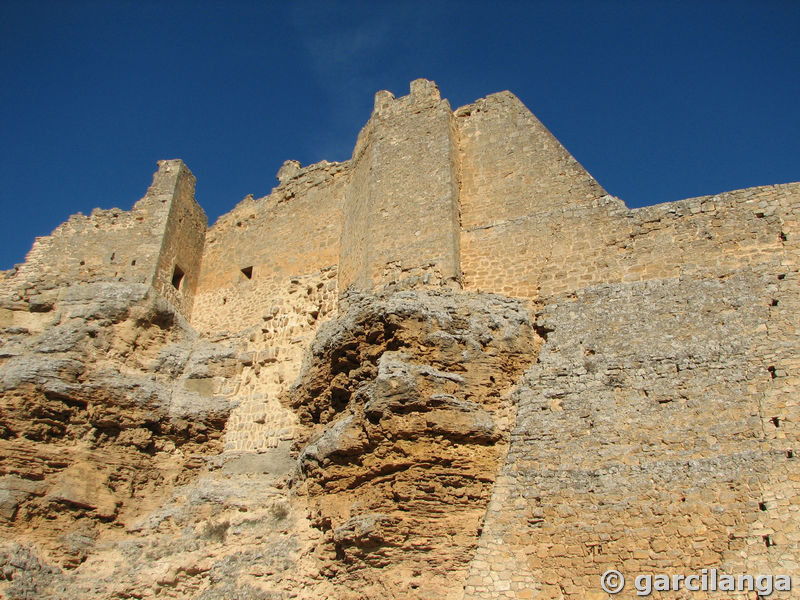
xmin=533 ymin=183 xmax=796 ymax=298
xmin=1 ymin=161 xmax=176 ymax=298
xmin=462 ymin=184 xmax=800 ymax=599
xmin=2 ymin=80 xmax=798 ymax=600
xmin=191 ymin=160 xmax=347 ymax=334
xmin=151 ymin=160 xmax=208 ymax=318
xmin=223 ymin=266 xmax=338 ymax=453
xmin=0 ymin=160 xmax=206 ymax=321
xmin=339 ymin=79 xmax=461 ymax=293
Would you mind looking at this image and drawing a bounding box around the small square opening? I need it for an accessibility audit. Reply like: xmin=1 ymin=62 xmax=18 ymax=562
xmin=171 ymin=265 xmax=185 ymax=290
xmin=241 ymin=266 xmax=253 ymax=280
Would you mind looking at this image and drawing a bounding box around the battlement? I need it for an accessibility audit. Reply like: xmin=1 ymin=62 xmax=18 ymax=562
xmin=1 ymin=80 xmax=799 ymax=600
xmin=3 ymin=80 xmax=797 ymax=336
xmin=1 ymin=159 xmax=207 ymax=316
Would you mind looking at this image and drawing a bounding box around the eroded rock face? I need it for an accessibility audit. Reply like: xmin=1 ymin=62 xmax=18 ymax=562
xmin=0 ymin=283 xmax=541 ymax=600
xmin=288 ymin=290 xmax=540 ymax=598
xmin=2 ymin=80 xmax=797 ymax=599
xmin=0 ymin=282 xmax=241 ymax=591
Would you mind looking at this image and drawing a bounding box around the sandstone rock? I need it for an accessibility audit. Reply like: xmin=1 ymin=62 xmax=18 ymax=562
xmin=0 ymin=80 xmax=797 ymax=599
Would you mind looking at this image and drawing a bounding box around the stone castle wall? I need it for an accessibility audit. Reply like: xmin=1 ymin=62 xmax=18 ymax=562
xmin=151 ymin=160 xmax=207 ymax=317
xmin=1 ymin=80 xmax=797 ymax=599
xmin=456 ymin=91 xmax=608 ymax=298
xmin=6 ymin=81 xmax=794 ymax=336
xmin=339 ymin=79 xmax=462 ymax=293
xmin=0 ymin=159 xmax=207 ymax=318
xmin=460 ymin=180 xmax=799 ymax=598
xmin=191 ymin=160 xmax=347 ymax=334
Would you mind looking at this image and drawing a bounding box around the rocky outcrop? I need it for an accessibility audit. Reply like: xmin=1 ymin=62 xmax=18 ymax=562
xmin=1 ymin=79 xmax=797 ymax=599
xmin=0 ymin=282 xmax=241 ymax=595
xmin=288 ymin=290 xmax=540 ymax=598
xmin=0 ymin=284 xmax=542 ymax=600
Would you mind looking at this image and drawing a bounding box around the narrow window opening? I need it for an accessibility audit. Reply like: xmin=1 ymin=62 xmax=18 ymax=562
xmin=767 ymin=366 xmax=776 ymax=379
xmin=771 ymin=299 xmax=778 ymax=306
xmin=788 ymin=449 xmax=794 ymax=459
xmin=241 ymin=266 xmax=253 ymax=280
xmin=770 ymin=416 xmax=780 ymax=428
xmin=763 ymin=535 xmax=774 ymax=547
xmin=759 ymin=501 xmax=767 ymax=511
xmin=778 ymin=273 xmax=786 ymax=280
xmin=779 ymin=231 xmax=787 ymax=242
xmin=171 ymin=265 xmax=185 ymax=290
xmin=110 ymin=251 xmax=115 ymax=262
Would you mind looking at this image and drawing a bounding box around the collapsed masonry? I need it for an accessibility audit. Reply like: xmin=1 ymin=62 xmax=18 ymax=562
xmin=0 ymin=79 xmax=797 ymax=599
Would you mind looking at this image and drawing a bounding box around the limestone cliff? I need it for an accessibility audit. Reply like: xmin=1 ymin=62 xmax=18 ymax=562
xmin=0 ymin=80 xmax=797 ymax=599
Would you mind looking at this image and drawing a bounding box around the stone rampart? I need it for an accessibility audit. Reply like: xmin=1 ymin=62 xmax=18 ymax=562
xmin=0 ymin=159 xmax=206 ymax=317
xmin=1 ymin=79 xmax=797 ymax=600
xmin=339 ymin=79 xmax=461 ymax=293
xmin=191 ymin=160 xmax=347 ymax=333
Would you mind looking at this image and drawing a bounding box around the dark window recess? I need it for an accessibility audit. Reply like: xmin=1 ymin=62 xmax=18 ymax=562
xmin=241 ymin=266 xmax=253 ymax=280
xmin=171 ymin=265 xmax=185 ymax=290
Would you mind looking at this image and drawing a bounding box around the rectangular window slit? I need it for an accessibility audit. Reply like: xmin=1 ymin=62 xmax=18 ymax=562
xmin=172 ymin=265 xmax=185 ymax=290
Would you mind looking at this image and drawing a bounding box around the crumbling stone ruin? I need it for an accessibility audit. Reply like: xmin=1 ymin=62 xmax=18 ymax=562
xmin=0 ymin=79 xmax=797 ymax=599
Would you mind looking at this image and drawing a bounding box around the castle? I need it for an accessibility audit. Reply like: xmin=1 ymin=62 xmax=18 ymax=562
xmin=8 ymin=79 xmax=795 ymax=333
xmin=0 ymin=80 xmax=797 ymax=599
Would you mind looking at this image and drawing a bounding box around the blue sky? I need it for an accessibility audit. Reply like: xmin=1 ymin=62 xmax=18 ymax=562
xmin=1 ymin=0 xmax=798 ymax=270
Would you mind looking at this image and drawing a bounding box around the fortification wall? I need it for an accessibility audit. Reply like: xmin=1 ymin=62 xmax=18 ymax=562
xmin=339 ymin=79 xmax=461 ymax=293
xmin=1 ymin=80 xmax=798 ymax=599
xmin=222 ymin=266 xmax=338 ymax=452
xmin=456 ymin=91 xmax=607 ymax=230
xmin=0 ymin=160 xmax=199 ymax=310
xmin=461 ymin=183 xmax=796 ymax=302
xmin=463 ymin=183 xmax=800 ymax=599
xmin=536 ymin=183 xmax=795 ymax=297
xmin=191 ymin=160 xmax=347 ymax=334
xmin=456 ymin=91 xmax=607 ymax=298
xmin=151 ymin=161 xmax=207 ymax=317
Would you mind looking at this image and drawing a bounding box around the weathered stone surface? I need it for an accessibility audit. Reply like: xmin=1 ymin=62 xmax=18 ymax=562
xmin=287 ymin=289 xmax=539 ymax=598
xmin=0 ymin=79 xmax=797 ymax=599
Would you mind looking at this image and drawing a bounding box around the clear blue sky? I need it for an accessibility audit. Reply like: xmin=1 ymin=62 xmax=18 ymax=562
xmin=1 ymin=0 xmax=798 ymax=270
